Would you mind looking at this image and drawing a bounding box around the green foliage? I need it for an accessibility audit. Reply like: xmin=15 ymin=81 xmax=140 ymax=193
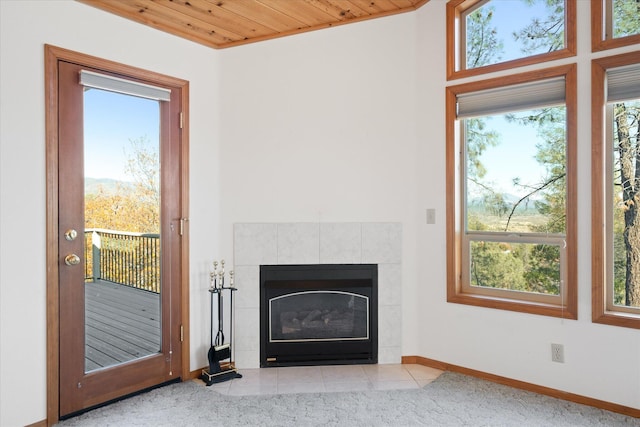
xmin=124 ymin=136 xmax=160 ymax=208
xmin=463 ymin=0 xmax=640 ymax=306
xmin=522 ymin=244 xmax=561 ymax=294
xmin=471 ymin=241 xmax=526 ymax=290
xmin=466 ymin=118 xmax=500 ymax=180
xmin=613 ymin=0 xmax=640 ymax=38
xmin=467 ymin=0 xmax=563 ymax=69
xmin=470 ymin=241 xmax=560 ymax=295
xmin=506 ymin=107 xmax=567 ymax=234
xmin=612 ymin=101 xmax=640 ymax=307
xmin=468 ymin=216 xmax=488 ymax=232
xmin=85 ymin=136 xmax=160 ymax=234
xmin=85 ymin=136 xmax=161 ymax=292
xmin=512 ymin=0 xmax=564 ymax=54
xmin=613 ymin=231 xmax=627 ymax=305
xmin=473 ymin=105 xmax=566 ymax=292
xmin=465 ymin=5 xmax=503 ymax=69
xmin=465 ymin=118 xmax=508 ymax=232
xmin=464 ymin=3 xmax=568 ymax=295
xmin=482 ymin=192 xmax=509 ymax=217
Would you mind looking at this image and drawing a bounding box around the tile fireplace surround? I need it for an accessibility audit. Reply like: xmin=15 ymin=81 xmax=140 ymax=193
xmin=232 ymin=222 xmax=402 ymax=369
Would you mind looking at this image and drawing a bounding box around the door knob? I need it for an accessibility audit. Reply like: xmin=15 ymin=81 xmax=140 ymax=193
xmin=64 ymin=254 xmax=81 ymax=266
xmin=64 ymin=229 xmax=78 ymax=241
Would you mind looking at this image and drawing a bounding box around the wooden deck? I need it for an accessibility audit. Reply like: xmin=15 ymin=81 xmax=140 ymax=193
xmin=85 ymin=280 xmax=161 ymax=372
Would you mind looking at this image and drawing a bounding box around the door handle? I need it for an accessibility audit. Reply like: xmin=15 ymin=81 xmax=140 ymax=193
xmin=64 ymin=254 xmax=81 ymax=266
xmin=64 ymin=229 xmax=78 ymax=241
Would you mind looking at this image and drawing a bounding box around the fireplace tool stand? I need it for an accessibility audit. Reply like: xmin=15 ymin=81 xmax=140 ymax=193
xmin=201 ymin=260 xmax=242 ymax=386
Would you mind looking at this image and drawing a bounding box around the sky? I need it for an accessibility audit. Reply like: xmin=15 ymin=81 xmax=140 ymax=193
xmin=466 ymin=0 xmax=562 ymax=196
xmin=472 ymin=113 xmax=549 ymax=197
xmin=487 ymin=0 xmax=554 ymax=62
xmin=84 ymin=88 xmax=159 ymax=182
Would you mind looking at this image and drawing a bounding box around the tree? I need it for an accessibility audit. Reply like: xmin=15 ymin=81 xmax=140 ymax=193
xmin=613 ymin=0 xmax=640 ymax=38
xmin=465 ymin=4 xmax=503 ymax=69
xmin=124 ymin=136 xmax=160 ymax=212
xmin=613 ymin=102 xmax=640 ymax=307
xmin=504 ymin=107 xmax=567 ymax=234
xmin=463 ymin=0 xmax=567 ymax=295
xmin=85 ymin=136 xmax=160 ymax=234
xmin=512 ymin=0 xmax=565 ymax=54
xmin=123 ymin=136 xmax=160 ymax=233
xmin=464 ymin=8 xmax=506 ymax=232
xmin=471 ymin=241 xmax=527 ymax=290
xmin=466 ymin=0 xmax=640 ymax=305
xmin=85 ymin=136 xmax=161 ymax=290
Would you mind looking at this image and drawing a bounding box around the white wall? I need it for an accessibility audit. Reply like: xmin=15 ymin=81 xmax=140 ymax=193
xmin=414 ymin=0 xmax=640 ymax=410
xmin=216 ymin=14 xmax=420 ymax=358
xmin=0 ymin=1 xmax=221 ymax=425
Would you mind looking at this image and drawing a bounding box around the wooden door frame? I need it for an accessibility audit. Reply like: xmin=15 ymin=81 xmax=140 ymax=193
xmin=45 ymin=44 xmax=190 ymax=425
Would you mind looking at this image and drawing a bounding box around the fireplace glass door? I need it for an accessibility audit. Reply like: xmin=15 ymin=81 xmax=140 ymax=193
xmin=260 ymin=264 xmax=377 ymax=367
xmin=269 ymin=291 xmax=369 ymax=342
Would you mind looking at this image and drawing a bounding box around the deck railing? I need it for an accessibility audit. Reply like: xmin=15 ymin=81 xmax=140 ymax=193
xmin=85 ymin=228 xmax=160 ymax=293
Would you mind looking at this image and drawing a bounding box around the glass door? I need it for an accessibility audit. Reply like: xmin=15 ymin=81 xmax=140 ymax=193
xmin=57 ymin=59 xmax=183 ymax=418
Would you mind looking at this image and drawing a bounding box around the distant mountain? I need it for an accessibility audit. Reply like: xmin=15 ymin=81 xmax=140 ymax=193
xmin=467 ymin=192 xmax=545 ymax=214
xmin=85 ymin=178 xmax=134 ymax=195
xmin=468 ymin=191 xmax=544 ymax=205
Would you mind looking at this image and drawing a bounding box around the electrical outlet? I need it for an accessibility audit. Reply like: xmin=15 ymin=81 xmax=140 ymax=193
xmin=551 ymin=343 xmax=564 ymax=363
xmin=426 ymin=208 xmax=436 ymax=224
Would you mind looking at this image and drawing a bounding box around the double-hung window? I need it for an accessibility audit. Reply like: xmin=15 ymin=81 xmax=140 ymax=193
xmin=592 ymin=51 xmax=640 ymax=329
xmin=446 ymin=65 xmax=577 ymax=318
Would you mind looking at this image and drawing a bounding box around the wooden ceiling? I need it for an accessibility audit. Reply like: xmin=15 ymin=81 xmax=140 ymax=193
xmin=78 ymin=0 xmax=429 ymax=49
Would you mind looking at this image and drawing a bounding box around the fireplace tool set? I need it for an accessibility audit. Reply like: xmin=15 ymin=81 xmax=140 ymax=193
xmin=201 ymin=260 xmax=242 ymax=386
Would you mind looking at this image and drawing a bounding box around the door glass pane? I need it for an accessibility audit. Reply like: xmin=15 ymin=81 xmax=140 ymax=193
xmin=83 ymin=88 xmax=161 ymax=373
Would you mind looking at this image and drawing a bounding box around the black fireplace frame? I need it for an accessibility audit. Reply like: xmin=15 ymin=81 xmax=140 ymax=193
xmin=260 ymin=264 xmax=378 ymax=368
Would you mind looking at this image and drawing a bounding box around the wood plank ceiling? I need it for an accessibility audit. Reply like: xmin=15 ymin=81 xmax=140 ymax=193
xmin=78 ymin=0 xmax=429 ymax=49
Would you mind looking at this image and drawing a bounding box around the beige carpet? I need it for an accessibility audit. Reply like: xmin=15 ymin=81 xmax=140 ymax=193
xmin=56 ymin=372 xmax=637 ymax=426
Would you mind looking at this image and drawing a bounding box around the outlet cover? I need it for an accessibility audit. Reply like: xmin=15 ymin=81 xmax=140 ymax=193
xmin=551 ymin=343 xmax=564 ymax=363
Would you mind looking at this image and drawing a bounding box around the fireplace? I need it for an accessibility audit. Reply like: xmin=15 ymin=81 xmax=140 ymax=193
xmin=260 ymin=264 xmax=378 ymax=367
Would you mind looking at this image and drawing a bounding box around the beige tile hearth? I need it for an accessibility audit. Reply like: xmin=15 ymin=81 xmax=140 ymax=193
xmin=200 ymin=364 xmax=443 ymax=396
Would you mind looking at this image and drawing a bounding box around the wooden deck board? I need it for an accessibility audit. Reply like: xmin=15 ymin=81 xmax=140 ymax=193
xmin=84 ymin=280 xmax=161 ymax=372
xmin=86 ymin=298 xmax=161 ymax=333
xmin=87 ymin=281 xmax=160 ymax=313
xmin=85 ymin=312 xmax=160 ymax=351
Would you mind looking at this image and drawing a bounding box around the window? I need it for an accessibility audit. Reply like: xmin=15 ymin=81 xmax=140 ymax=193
xmin=592 ymin=51 xmax=640 ymax=329
xmin=592 ymin=0 xmax=640 ymax=51
xmin=446 ymin=0 xmax=576 ymax=80
xmin=446 ymin=65 xmax=577 ymax=318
